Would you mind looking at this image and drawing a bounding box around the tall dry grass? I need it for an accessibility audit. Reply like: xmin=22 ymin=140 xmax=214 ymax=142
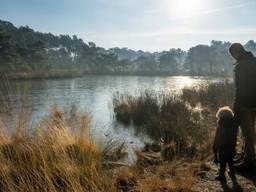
xmin=0 ymin=106 xmax=115 ymax=192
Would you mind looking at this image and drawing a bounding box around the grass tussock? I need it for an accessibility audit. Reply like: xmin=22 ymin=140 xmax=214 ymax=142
xmin=113 ymin=91 xmax=159 ymax=126
xmin=0 ymin=107 xmax=114 ymax=192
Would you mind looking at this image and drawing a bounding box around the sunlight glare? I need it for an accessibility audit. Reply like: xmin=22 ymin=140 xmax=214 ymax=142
xmin=168 ymin=0 xmax=207 ymax=19
xmin=167 ymin=76 xmax=194 ymax=92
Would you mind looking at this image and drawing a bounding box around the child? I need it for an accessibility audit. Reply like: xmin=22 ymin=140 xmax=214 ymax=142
xmin=213 ymin=106 xmax=238 ymax=182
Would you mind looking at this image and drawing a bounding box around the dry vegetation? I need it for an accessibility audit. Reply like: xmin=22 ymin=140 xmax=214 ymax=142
xmin=114 ymin=156 xmax=214 ymax=192
xmin=113 ymin=81 xmax=234 ymax=160
xmin=0 ymin=106 xmax=118 ymax=192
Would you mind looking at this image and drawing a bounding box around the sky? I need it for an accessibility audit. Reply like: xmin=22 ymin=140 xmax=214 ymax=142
xmin=0 ymin=0 xmax=256 ymax=52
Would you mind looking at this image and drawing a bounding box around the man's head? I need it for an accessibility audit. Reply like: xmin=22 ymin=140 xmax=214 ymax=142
xmin=229 ymin=43 xmax=246 ymax=60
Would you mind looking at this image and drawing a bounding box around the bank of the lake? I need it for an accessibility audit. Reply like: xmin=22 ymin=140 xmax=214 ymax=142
xmin=1 ymin=70 xmax=84 ymax=80
xmin=1 ymin=70 xmax=233 ymax=80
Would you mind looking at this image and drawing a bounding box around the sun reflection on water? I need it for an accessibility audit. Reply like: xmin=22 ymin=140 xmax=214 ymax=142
xmin=166 ymin=76 xmax=196 ymax=93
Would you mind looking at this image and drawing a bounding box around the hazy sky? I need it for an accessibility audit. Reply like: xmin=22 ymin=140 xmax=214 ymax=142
xmin=0 ymin=0 xmax=255 ymax=51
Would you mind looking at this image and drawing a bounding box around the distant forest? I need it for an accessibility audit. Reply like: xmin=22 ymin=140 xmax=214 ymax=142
xmin=1 ymin=20 xmax=256 ymax=77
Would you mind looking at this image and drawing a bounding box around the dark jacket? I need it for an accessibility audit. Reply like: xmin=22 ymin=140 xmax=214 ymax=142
xmin=213 ymin=116 xmax=237 ymax=158
xmin=233 ymin=51 xmax=256 ymax=114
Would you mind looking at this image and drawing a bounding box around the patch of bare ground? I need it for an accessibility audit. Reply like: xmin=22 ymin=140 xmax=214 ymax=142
xmin=193 ymin=162 xmax=256 ymax=192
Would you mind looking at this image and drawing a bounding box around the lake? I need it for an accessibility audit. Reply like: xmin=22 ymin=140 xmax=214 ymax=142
xmin=0 ymin=75 xmax=230 ymax=161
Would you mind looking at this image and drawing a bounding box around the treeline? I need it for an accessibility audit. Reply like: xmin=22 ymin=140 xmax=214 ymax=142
xmin=1 ymin=20 xmax=256 ymax=77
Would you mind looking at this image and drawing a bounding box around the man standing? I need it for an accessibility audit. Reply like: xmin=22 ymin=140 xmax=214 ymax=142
xmin=229 ymin=43 xmax=256 ymax=170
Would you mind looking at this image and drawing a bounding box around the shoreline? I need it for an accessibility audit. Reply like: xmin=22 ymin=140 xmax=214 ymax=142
xmin=1 ymin=71 xmax=232 ymax=80
xmin=0 ymin=70 xmax=84 ymax=80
